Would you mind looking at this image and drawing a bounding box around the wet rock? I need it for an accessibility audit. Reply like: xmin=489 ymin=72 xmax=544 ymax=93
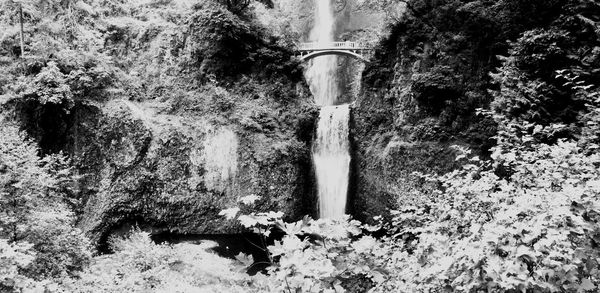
xmin=69 ymin=99 xmax=317 ymax=245
xmin=351 ymin=21 xmax=497 ymax=222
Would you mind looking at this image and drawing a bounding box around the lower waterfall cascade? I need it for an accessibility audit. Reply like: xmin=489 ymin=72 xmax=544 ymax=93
xmin=312 ymin=104 xmax=351 ymax=218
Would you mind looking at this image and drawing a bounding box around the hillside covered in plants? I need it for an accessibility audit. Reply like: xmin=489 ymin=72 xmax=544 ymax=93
xmin=1 ymin=0 xmax=318 ymax=247
xmin=1 ymin=0 xmax=600 ymax=292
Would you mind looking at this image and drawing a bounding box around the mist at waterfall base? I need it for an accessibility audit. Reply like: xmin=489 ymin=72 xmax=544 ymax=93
xmin=306 ymin=0 xmax=352 ymax=219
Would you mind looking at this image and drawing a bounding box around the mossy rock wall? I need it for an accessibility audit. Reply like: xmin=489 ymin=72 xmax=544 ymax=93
xmin=71 ymin=99 xmax=315 ymax=243
xmin=351 ymin=16 xmax=498 ymax=222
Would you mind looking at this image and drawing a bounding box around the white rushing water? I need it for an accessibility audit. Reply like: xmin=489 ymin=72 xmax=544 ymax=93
xmin=306 ymin=0 xmax=351 ymax=218
xmin=313 ymin=105 xmax=351 ymax=218
xmin=306 ymin=0 xmax=338 ymax=106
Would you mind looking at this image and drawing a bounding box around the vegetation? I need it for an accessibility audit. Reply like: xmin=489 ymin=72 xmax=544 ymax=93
xmin=363 ymin=0 xmax=599 ymax=134
xmin=0 ymin=119 xmax=91 ymax=291
xmin=222 ymin=93 xmax=600 ymax=291
xmin=0 ymin=0 xmax=315 ymax=244
xmin=1 ymin=0 xmax=600 ymax=292
xmin=62 ymin=230 xmax=277 ymax=292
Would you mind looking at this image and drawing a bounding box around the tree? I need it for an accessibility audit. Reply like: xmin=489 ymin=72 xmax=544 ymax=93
xmin=18 ymin=1 xmax=24 ymax=57
xmin=0 ymin=120 xmax=51 ymax=242
xmin=0 ymin=0 xmax=42 ymax=57
xmin=0 ymin=118 xmax=91 ymax=282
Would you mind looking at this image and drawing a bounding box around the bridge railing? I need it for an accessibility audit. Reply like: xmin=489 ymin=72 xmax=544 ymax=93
xmin=297 ymin=41 xmax=368 ymax=50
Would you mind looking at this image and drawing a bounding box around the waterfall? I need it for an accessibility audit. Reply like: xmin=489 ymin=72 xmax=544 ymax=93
xmin=306 ymin=0 xmax=351 ymax=218
xmin=306 ymin=0 xmax=338 ymax=107
xmin=313 ymin=105 xmax=351 ymax=218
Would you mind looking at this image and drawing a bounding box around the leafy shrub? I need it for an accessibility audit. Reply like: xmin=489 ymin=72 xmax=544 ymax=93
xmin=512 ymin=29 xmax=573 ymax=77
xmin=10 ymin=61 xmax=74 ymax=106
xmin=220 ymin=198 xmax=389 ymax=293
xmin=25 ymin=215 xmax=92 ymax=279
xmin=64 ymin=230 xmax=274 ymax=292
xmin=490 ymin=57 xmax=560 ymax=123
xmin=382 ymin=136 xmax=600 ymax=292
xmin=489 ymin=28 xmax=590 ymax=125
xmin=0 ymin=239 xmax=39 ymax=292
xmin=6 ymin=53 xmax=116 ymax=110
xmin=412 ymin=66 xmax=462 ymax=115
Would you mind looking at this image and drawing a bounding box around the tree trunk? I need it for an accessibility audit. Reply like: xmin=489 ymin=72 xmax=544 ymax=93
xmin=19 ymin=3 xmax=25 ymax=57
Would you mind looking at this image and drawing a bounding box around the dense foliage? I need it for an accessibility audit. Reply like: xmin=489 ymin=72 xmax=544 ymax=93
xmin=362 ymin=0 xmax=599 ymax=140
xmin=214 ymin=73 xmax=600 ymax=292
xmin=0 ymin=119 xmax=91 ymax=291
xmin=1 ymin=0 xmax=315 ymax=245
xmin=216 ymin=1 xmax=600 ymax=292
xmin=1 ymin=0 xmax=600 ymax=292
xmin=62 ymin=230 xmax=277 ymax=292
xmin=221 ymin=117 xmax=600 ymax=292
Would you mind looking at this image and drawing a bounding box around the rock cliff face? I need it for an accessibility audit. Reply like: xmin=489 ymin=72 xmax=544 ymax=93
xmin=75 ymin=98 xmax=316 ymax=244
xmin=15 ymin=90 xmax=316 ymax=244
xmin=350 ymin=14 xmax=498 ymax=221
xmin=12 ymin=88 xmax=317 ymax=244
xmin=348 ymin=0 xmax=593 ymax=220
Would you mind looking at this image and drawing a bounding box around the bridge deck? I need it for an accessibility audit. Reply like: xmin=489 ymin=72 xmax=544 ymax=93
xmin=295 ymin=41 xmax=372 ymax=62
xmin=297 ymin=41 xmax=371 ymax=51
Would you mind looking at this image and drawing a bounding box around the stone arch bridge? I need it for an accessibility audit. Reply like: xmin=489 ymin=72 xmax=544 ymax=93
xmin=296 ymin=42 xmax=372 ymax=62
